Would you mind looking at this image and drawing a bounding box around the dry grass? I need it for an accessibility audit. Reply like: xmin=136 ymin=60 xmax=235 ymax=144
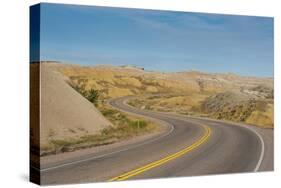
xmin=245 ymin=103 xmax=274 ymax=128
xmin=41 ymin=105 xmax=158 ymax=156
xmin=128 ymin=94 xmax=209 ymax=115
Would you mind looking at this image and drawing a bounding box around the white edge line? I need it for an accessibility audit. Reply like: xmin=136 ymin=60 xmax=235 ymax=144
xmin=191 ymin=117 xmax=265 ymax=172
xmin=248 ymin=127 xmax=265 ymax=172
xmin=121 ymin=96 xmax=265 ymax=172
xmin=38 ymin=97 xmax=264 ymax=173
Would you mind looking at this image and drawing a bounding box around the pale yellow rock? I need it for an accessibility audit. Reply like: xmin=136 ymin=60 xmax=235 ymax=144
xmin=107 ymin=87 xmax=133 ymax=98
xmin=119 ymin=77 xmax=142 ymax=87
xmin=145 ymin=86 xmax=158 ymax=92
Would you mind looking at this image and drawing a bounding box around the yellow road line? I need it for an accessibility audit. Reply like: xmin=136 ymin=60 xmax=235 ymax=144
xmin=109 ymin=125 xmax=211 ymax=181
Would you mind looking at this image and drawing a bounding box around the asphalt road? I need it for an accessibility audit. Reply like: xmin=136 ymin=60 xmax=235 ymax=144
xmin=40 ymin=96 xmax=273 ymax=185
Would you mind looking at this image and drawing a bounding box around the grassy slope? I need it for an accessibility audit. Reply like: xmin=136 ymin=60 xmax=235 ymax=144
xmin=42 ymin=104 xmax=158 ymax=156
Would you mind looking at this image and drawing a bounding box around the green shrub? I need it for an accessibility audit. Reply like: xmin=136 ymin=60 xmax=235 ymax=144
xmin=68 ymin=81 xmax=100 ymax=105
xmin=101 ymin=108 xmax=118 ymax=116
xmin=86 ymin=89 xmax=99 ymax=105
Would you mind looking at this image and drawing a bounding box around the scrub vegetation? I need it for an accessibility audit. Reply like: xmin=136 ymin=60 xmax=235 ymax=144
xmin=41 ymin=82 xmax=157 ymax=156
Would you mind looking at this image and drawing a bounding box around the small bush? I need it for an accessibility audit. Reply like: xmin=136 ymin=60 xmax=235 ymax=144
xmin=86 ymin=89 xmax=99 ymax=105
xmin=101 ymin=108 xmax=118 ymax=116
xmin=68 ymin=80 xmax=100 ymax=105
xmin=51 ymin=139 xmax=72 ymax=148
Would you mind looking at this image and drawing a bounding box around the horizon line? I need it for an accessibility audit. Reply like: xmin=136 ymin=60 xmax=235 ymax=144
xmin=34 ymin=60 xmax=274 ymax=79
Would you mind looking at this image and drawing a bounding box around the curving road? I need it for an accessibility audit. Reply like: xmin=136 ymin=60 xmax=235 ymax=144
xmin=40 ymin=96 xmax=273 ymax=185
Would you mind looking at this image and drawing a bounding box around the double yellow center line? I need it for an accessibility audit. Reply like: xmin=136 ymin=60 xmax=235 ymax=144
xmin=109 ymin=125 xmax=211 ymax=181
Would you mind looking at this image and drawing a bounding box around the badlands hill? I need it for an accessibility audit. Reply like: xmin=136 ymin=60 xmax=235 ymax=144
xmin=31 ymin=63 xmax=112 ymax=154
xmin=57 ymin=62 xmax=273 ymax=128
xmin=60 ymin=63 xmax=273 ymax=98
xmin=200 ymin=88 xmax=274 ymax=128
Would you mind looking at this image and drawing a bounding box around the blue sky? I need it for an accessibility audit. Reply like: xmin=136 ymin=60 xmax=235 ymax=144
xmin=38 ymin=3 xmax=274 ymax=77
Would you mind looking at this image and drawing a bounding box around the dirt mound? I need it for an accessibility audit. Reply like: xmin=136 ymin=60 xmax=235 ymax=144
xmin=39 ymin=63 xmax=112 ymax=152
xmin=201 ymin=91 xmax=251 ymax=114
xmin=200 ymin=91 xmax=273 ymax=128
